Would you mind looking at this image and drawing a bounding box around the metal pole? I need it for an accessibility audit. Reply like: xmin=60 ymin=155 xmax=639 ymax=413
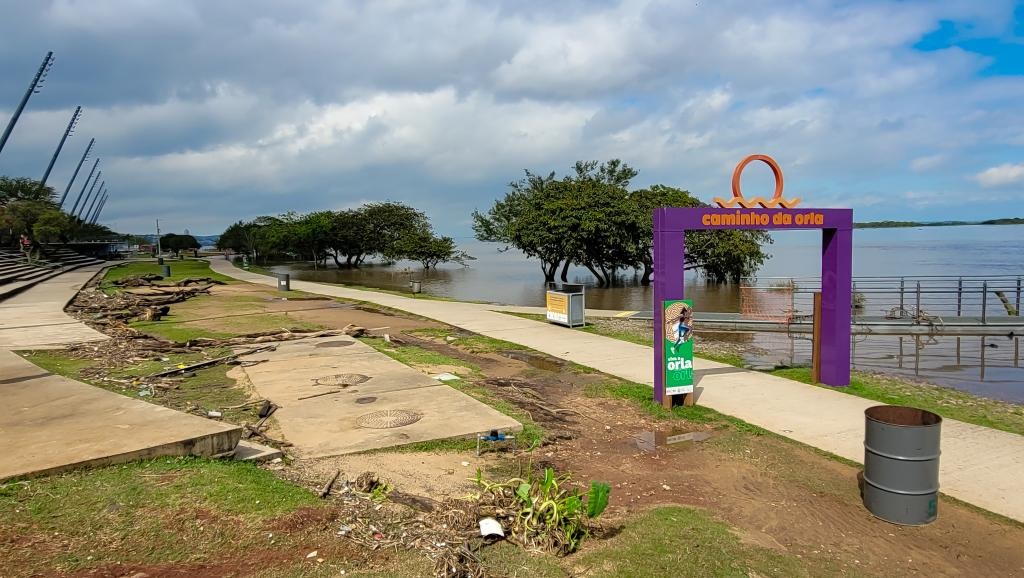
xmin=1015 ymin=337 xmax=1019 ymax=369
xmin=898 ymin=336 xmax=904 ymax=369
xmin=59 ymin=138 xmax=93 ymax=207
xmin=0 ymin=51 xmax=54 ymax=157
xmin=156 ymin=219 xmax=162 ymax=256
xmin=980 ymin=337 xmax=986 ymax=381
xmin=39 ymin=106 xmax=81 ymax=188
xmin=915 ymin=281 xmax=921 ymax=314
xmin=70 ymin=157 xmax=99 ymax=215
xmin=86 ymin=190 xmax=105 ymax=223
xmin=90 ymin=191 xmax=107 ymax=223
xmin=982 ymin=281 xmax=988 ymax=324
xmin=899 ymin=277 xmax=905 ymax=311
xmin=957 ymin=277 xmax=963 ymax=317
xmin=83 ymin=184 xmax=103 ymax=223
xmin=1016 ymin=277 xmax=1021 ymax=317
xmin=77 ymin=172 xmax=101 ymax=219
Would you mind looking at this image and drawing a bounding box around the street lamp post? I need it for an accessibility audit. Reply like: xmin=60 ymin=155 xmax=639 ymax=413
xmin=0 ymin=51 xmax=54 ymax=158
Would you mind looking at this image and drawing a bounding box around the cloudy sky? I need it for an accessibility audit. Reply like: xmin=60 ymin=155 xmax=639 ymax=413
xmin=1 ymin=0 xmax=1023 ymax=236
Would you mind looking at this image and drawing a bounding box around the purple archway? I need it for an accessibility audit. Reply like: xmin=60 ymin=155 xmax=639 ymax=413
xmin=653 ymin=207 xmax=854 ymax=404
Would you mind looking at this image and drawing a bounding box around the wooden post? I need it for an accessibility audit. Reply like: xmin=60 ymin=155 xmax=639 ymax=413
xmin=811 ymin=291 xmax=822 ymax=383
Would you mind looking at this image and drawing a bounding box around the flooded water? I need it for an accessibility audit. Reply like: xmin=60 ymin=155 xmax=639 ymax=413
xmin=270 ymin=225 xmax=1024 ymax=401
xmin=271 ymin=225 xmax=1024 ymax=311
xmin=740 ymin=331 xmax=1024 ymax=403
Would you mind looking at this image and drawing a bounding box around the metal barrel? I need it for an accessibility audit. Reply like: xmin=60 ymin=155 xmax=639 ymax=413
xmin=161 ymin=265 xmax=171 ymax=277
xmin=276 ymin=273 xmax=290 ymax=291
xmin=410 ymin=280 xmax=421 ymax=294
xmin=863 ymin=405 xmax=942 ymax=525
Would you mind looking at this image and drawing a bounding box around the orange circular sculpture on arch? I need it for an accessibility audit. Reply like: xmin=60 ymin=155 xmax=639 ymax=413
xmin=714 ymin=154 xmax=801 ymax=208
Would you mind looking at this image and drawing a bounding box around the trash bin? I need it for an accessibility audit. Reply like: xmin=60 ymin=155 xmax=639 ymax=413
xmin=157 ymin=257 xmax=164 ymax=265
xmin=863 ymin=405 xmax=942 ymax=525
xmin=275 ymin=273 xmax=290 ymax=291
xmin=545 ymin=283 xmax=585 ymax=327
xmin=161 ymin=265 xmax=171 ymax=277
xmin=410 ymin=280 xmax=422 ymax=294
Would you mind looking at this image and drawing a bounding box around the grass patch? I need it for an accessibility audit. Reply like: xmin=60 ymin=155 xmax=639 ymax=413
xmin=577 ymin=506 xmax=836 ymax=577
xmin=771 ymin=367 xmax=1024 ymax=437
xmin=103 ymin=259 xmax=234 ymax=286
xmin=20 ymin=348 xmax=256 ymax=422
xmin=527 ymin=312 xmax=1024 ymax=437
xmin=409 ymin=327 xmax=529 ymax=354
xmin=359 ymin=337 xmax=480 ymax=374
xmin=502 ymin=312 xmax=742 ymax=364
xmin=585 ymin=380 xmax=767 ymax=437
xmin=0 ymin=458 xmax=319 ymax=573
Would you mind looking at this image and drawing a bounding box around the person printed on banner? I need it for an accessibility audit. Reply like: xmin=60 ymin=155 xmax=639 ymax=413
xmin=668 ymin=303 xmax=693 ymax=354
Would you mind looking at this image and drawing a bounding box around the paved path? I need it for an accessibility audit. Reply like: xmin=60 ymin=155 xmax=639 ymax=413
xmin=0 ymin=265 xmax=241 ymax=480
xmin=210 ymin=258 xmax=1024 ymax=523
xmin=231 ymin=337 xmax=519 ymax=457
xmin=0 ymin=264 xmax=108 ymax=348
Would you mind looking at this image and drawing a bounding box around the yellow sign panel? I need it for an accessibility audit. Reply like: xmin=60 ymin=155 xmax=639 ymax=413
xmin=546 ymin=292 xmax=569 ymax=324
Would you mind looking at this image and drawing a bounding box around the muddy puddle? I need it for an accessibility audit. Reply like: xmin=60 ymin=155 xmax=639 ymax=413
xmin=499 ymin=350 xmax=564 ymax=372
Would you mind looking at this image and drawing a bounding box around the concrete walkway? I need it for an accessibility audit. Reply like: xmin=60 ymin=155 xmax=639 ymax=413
xmin=209 ymin=258 xmax=1024 ymax=523
xmin=232 ymin=337 xmax=520 ymax=457
xmin=0 ymin=264 xmax=108 ymax=348
xmin=0 ymin=264 xmax=241 ymax=480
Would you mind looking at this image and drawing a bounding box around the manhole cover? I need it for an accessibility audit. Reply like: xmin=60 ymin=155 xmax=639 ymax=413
xmin=312 ymin=373 xmax=370 ymax=386
xmin=356 ymin=409 xmax=422 ymax=429
xmin=315 ymin=340 xmax=354 ymax=348
xmin=355 ymin=396 xmax=377 ymax=404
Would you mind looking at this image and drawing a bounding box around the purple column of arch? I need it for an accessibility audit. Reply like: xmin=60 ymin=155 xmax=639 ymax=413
xmin=653 ymin=207 xmax=853 ymax=404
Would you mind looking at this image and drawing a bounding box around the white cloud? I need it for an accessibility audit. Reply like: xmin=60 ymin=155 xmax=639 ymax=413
xmin=974 ymin=163 xmax=1024 ymax=187
xmin=1 ymin=0 xmax=1022 ymax=233
xmin=910 ymin=155 xmax=946 ymax=171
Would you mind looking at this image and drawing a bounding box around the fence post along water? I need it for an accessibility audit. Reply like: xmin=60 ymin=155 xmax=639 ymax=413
xmin=862 ymin=405 xmax=942 ymax=525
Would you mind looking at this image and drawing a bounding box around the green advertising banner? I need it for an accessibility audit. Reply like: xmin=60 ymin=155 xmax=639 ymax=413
xmin=663 ymin=299 xmax=694 ymax=395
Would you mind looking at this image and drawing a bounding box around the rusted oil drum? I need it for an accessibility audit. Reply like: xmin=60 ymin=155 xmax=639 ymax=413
xmin=863 ymin=405 xmax=942 ymax=525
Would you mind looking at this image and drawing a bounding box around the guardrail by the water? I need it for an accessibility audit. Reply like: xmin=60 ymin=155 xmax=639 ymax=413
xmin=741 ymin=274 xmax=1022 ymax=323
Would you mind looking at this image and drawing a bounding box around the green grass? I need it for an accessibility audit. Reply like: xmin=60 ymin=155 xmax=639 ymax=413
xmin=576 ymin=506 xmax=842 ymax=578
xmin=586 ymin=380 xmax=767 ymax=437
xmin=0 ymin=458 xmax=320 ymax=573
xmin=771 ymin=367 xmax=1024 ymax=437
xmin=20 ymin=349 xmax=257 ymax=422
xmin=503 ymin=312 xmax=742 ymax=363
xmin=360 ymin=337 xmax=481 ymax=374
xmin=103 ymin=259 xmax=234 ymax=286
xmin=408 ymin=327 xmax=529 ymax=353
xmin=127 ymin=321 xmax=234 ymax=342
xmin=521 ymin=312 xmax=1024 ymax=437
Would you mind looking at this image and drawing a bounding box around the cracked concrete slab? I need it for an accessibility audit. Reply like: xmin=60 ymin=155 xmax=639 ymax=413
xmin=234 ymin=337 xmax=520 ymax=457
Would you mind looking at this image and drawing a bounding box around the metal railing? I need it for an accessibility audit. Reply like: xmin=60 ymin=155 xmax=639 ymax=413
xmin=741 ymin=275 xmax=1022 ymax=324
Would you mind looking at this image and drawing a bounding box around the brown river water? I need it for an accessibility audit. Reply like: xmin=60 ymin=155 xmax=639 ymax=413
xmin=270 ymin=225 xmax=1024 ymax=402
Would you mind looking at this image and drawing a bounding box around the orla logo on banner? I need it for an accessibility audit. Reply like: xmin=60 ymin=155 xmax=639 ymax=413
xmin=663 ymin=299 xmax=694 ymax=395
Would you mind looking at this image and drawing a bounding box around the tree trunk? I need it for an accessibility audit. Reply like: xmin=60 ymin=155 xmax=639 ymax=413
xmin=584 ymin=262 xmax=606 ymax=287
xmin=640 ymin=261 xmax=653 ymax=286
xmin=560 ymin=260 xmax=570 ymax=282
xmin=541 ymin=260 xmax=559 ymax=282
xmin=332 ymin=252 xmax=343 ymax=268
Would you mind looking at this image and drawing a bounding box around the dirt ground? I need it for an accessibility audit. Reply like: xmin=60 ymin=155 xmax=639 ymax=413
xmin=231 ymin=323 xmax=1022 ymax=577
xmin=32 ymin=281 xmax=1024 ymax=577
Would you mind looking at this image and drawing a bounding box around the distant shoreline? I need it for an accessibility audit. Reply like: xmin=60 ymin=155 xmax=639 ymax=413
xmin=854 ymin=217 xmax=1024 ymax=229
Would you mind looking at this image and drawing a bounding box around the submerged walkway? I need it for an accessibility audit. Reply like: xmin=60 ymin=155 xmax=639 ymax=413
xmin=209 ymin=259 xmax=1024 ymax=523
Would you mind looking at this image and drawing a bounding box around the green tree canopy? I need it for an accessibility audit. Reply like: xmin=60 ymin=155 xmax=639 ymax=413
xmin=474 ymin=161 xmax=773 ymax=285
xmin=160 ymin=233 xmax=200 ymax=254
